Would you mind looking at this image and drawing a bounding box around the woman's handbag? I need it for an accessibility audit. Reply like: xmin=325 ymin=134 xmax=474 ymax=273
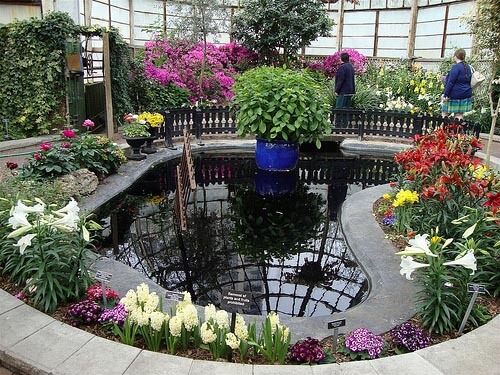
xmin=470 ymin=65 xmax=486 ymax=89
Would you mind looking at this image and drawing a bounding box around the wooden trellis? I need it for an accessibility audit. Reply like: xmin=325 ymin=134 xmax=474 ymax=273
xmin=174 ymin=128 xmax=197 ymax=231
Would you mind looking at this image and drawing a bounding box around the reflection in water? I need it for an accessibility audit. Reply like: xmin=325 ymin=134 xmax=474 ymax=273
xmin=99 ymin=153 xmax=395 ymax=317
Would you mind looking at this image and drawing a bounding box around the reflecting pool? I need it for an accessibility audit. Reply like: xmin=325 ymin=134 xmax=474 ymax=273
xmin=97 ymin=151 xmax=397 ymax=317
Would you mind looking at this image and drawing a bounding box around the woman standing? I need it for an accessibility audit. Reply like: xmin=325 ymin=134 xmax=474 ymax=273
xmin=441 ymin=48 xmax=472 ymax=120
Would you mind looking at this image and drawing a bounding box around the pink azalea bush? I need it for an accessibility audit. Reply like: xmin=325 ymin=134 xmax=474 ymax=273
xmin=307 ymin=48 xmax=367 ymax=78
xmin=144 ymin=37 xmax=253 ymax=105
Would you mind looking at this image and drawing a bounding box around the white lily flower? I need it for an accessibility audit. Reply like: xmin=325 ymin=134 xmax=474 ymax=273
xmin=443 ymin=249 xmax=477 ymax=275
xmin=399 ymin=233 xmax=437 ymax=257
xmin=462 ymin=223 xmax=477 ymax=239
xmin=7 ymin=225 xmax=33 ymax=238
xmin=50 ymin=212 xmax=79 ymax=231
xmin=53 ymin=198 xmax=79 ymax=216
xmin=400 ymin=256 xmax=430 ymax=280
xmin=14 ymin=200 xmax=45 ymax=215
xmin=8 ymin=211 xmax=32 ymax=229
xmin=14 ymin=233 xmax=37 ymax=254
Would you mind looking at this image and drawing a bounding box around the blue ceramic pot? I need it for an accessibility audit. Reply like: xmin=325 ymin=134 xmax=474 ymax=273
xmin=255 ymin=137 xmax=299 ymax=171
xmin=254 ymin=169 xmax=297 ymax=197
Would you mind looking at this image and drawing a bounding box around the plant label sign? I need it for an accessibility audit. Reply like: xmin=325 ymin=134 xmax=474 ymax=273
xmin=467 ymin=283 xmax=485 ymax=294
xmin=165 ymin=291 xmax=185 ymax=302
xmin=220 ymin=289 xmax=252 ymax=311
xmin=327 ymin=319 xmax=346 ymax=330
xmin=94 ymin=270 xmax=113 ymax=283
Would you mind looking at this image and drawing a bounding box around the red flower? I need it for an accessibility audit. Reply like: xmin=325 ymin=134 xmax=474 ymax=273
xmin=389 ymin=182 xmax=397 ymax=188
xmin=62 ymin=129 xmax=76 ymax=138
xmin=34 ymin=152 xmax=42 ymax=161
xmin=483 ymin=192 xmax=500 ymax=215
xmin=60 ymin=142 xmax=71 ymax=148
xmin=6 ymin=161 xmax=18 ymax=170
xmin=82 ymin=119 xmax=95 ymax=128
xmin=39 ymin=142 xmax=52 ymax=151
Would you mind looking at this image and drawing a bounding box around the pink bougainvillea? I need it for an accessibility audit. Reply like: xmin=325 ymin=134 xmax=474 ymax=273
xmin=308 ymin=48 xmax=367 ymax=78
xmin=143 ymin=37 xmax=253 ymax=105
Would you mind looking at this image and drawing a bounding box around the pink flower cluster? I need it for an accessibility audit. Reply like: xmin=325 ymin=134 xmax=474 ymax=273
xmin=290 ymin=337 xmax=325 ymax=364
xmin=144 ymin=38 xmax=253 ymax=104
xmin=86 ymin=284 xmax=120 ymax=302
xmin=344 ymin=328 xmax=385 ymax=359
xmin=307 ymin=48 xmax=367 ymax=78
xmin=98 ymin=303 xmax=127 ymax=326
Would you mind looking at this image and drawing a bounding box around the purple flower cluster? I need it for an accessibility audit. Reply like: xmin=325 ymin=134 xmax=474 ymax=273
xmin=382 ymin=215 xmax=396 ymax=226
xmin=344 ymin=328 xmax=385 ymax=359
xmin=66 ymin=300 xmax=102 ymax=326
xmin=98 ymin=303 xmax=128 ymax=326
xmin=290 ymin=337 xmax=325 ymax=364
xmin=390 ymin=322 xmax=431 ymax=352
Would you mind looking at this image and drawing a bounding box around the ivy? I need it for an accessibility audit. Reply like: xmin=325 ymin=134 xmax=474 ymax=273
xmin=0 ymin=12 xmax=132 ymax=141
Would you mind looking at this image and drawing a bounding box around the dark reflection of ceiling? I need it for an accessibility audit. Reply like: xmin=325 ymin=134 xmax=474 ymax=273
xmin=98 ymin=153 xmax=395 ymax=317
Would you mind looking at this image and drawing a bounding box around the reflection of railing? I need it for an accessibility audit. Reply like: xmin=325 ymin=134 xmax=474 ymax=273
xmin=159 ymin=106 xmax=481 ymax=146
xmin=174 ymin=129 xmax=196 ymax=231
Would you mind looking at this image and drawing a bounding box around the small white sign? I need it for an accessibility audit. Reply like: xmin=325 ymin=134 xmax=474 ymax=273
xmin=94 ymin=270 xmax=113 ymax=283
xmin=165 ymin=291 xmax=185 ymax=302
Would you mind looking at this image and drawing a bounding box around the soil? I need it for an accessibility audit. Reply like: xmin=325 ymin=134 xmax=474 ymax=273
xmin=1 ymin=198 xmax=498 ymax=365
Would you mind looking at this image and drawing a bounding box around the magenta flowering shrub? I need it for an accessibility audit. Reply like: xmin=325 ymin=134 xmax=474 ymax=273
xmin=390 ymin=322 xmax=431 ymax=352
xmin=144 ymin=37 xmax=248 ymax=105
xmin=341 ymin=328 xmax=386 ymax=359
xmin=66 ymin=299 xmax=102 ymax=326
xmin=308 ymin=49 xmax=367 ymax=78
xmin=218 ymin=42 xmax=258 ymax=70
xmin=290 ymin=337 xmax=325 ymax=364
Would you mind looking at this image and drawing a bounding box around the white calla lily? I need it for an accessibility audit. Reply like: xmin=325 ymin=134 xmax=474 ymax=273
xmin=443 ymin=249 xmax=477 ymax=275
xmin=399 ymin=256 xmax=430 ymax=280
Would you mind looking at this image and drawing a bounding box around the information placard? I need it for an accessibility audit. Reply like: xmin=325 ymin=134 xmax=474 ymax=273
xmin=94 ymin=270 xmax=113 ymax=283
xmin=327 ymin=319 xmax=346 ymax=330
xmin=467 ymin=283 xmax=486 ymax=294
xmin=165 ymin=291 xmax=185 ymax=302
xmin=220 ymin=289 xmax=252 ymax=311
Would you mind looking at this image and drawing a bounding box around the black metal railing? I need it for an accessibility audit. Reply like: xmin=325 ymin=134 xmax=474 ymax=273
xmin=158 ymin=106 xmax=481 ymax=147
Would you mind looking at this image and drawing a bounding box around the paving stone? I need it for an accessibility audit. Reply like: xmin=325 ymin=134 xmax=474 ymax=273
xmin=253 ymin=364 xmax=314 ymax=375
xmin=0 ymin=304 xmax=54 ymax=348
xmin=369 ymin=352 xmax=445 ymax=375
xmin=0 ymin=291 xmax=23 ymax=315
xmin=10 ymin=321 xmax=93 ymax=370
xmin=312 ymin=360 xmax=376 ymax=375
xmin=52 ymin=336 xmax=141 ymax=375
xmin=188 ymin=359 xmax=252 ymax=375
xmin=124 ymin=350 xmax=193 ymax=375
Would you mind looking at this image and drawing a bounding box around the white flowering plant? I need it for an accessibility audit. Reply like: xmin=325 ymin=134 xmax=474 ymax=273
xmin=0 ymin=197 xmax=100 ymax=313
xmin=249 ymin=311 xmax=291 ymax=365
xmin=396 ymin=225 xmax=482 ymax=334
xmin=116 ymin=283 xmax=170 ymax=351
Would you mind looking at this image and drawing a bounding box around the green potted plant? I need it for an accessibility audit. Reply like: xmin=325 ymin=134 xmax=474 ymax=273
xmin=232 ymin=66 xmax=331 ymax=171
xmin=121 ymin=113 xmax=151 ymax=160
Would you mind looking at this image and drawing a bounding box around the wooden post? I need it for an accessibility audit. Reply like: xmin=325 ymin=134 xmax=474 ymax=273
xmin=103 ymin=32 xmax=114 ymax=139
xmin=407 ymin=0 xmax=418 ymax=58
xmin=84 ymin=0 xmax=92 ymax=26
xmin=440 ymin=5 xmax=449 ymax=58
xmin=129 ymin=0 xmax=135 ymax=47
xmin=373 ymin=10 xmax=379 ymax=56
xmin=336 ymin=0 xmax=344 ymax=51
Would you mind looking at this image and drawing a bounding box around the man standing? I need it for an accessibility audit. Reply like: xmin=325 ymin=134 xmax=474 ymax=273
xmin=335 ymin=52 xmax=355 ymax=108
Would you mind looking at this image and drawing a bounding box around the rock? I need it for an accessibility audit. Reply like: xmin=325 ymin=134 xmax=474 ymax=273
xmin=57 ymin=168 xmax=99 ymax=198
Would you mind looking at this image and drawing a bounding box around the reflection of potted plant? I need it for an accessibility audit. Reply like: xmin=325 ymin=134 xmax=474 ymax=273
xmin=232 ymin=66 xmax=331 ymax=171
xmin=229 ymin=183 xmax=325 ymax=260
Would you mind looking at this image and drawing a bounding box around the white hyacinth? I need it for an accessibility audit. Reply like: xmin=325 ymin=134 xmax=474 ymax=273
xmin=204 ymin=304 xmax=216 ymax=322
xmin=180 ymin=304 xmax=199 ymax=330
xmin=200 ymin=322 xmax=217 ymax=344
xmin=268 ymin=311 xmax=280 ymax=334
xmin=169 ymin=315 xmax=182 ymax=337
xmin=136 ymin=283 xmax=150 ymax=304
xmin=234 ymin=314 xmax=248 ymax=340
xmin=225 ymin=332 xmax=240 ymax=350
xmin=143 ymin=293 xmax=160 ymax=313
xmin=215 ymin=309 xmax=229 ymax=329
xmin=150 ymin=311 xmax=168 ymax=331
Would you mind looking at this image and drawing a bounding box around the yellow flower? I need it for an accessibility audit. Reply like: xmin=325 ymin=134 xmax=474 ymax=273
xmin=379 ymin=68 xmax=385 ymax=76
xmin=431 ymin=235 xmax=440 ymax=244
xmin=414 ymin=87 xmax=419 ymax=93
xmin=420 ymin=88 xmax=426 ymax=95
xmin=383 ymin=193 xmax=392 ymax=200
xmin=410 ymin=79 xmax=415 ymax=86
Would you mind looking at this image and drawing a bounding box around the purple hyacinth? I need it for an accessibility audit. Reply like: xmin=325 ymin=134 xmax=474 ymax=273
xmin=66 ymin=299 xmax=102 ymax=326
xmin=98 ymin=303 xmax=128 ymax=326
xmin=382 ymin=215 xmax=396 ymax=226
xmin=390 ymin=322 xmax=431 ymax=352
xmin=290 ymin=337 xmax=325 ymax=364
xmin=344 ymin=328 xmax=386 ymax=359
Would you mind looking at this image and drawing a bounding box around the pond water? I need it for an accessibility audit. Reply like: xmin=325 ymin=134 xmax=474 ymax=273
xmin=97 ymin=150 xmax=397 ymax=318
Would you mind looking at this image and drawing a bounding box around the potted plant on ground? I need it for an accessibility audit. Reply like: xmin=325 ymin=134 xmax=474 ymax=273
xmin=232 ymin=66 xmax=331 ymax=171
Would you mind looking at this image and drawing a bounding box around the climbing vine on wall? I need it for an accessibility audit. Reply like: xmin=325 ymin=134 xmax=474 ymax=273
xmin=0 ymin=12 xmax=131 ymax=140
